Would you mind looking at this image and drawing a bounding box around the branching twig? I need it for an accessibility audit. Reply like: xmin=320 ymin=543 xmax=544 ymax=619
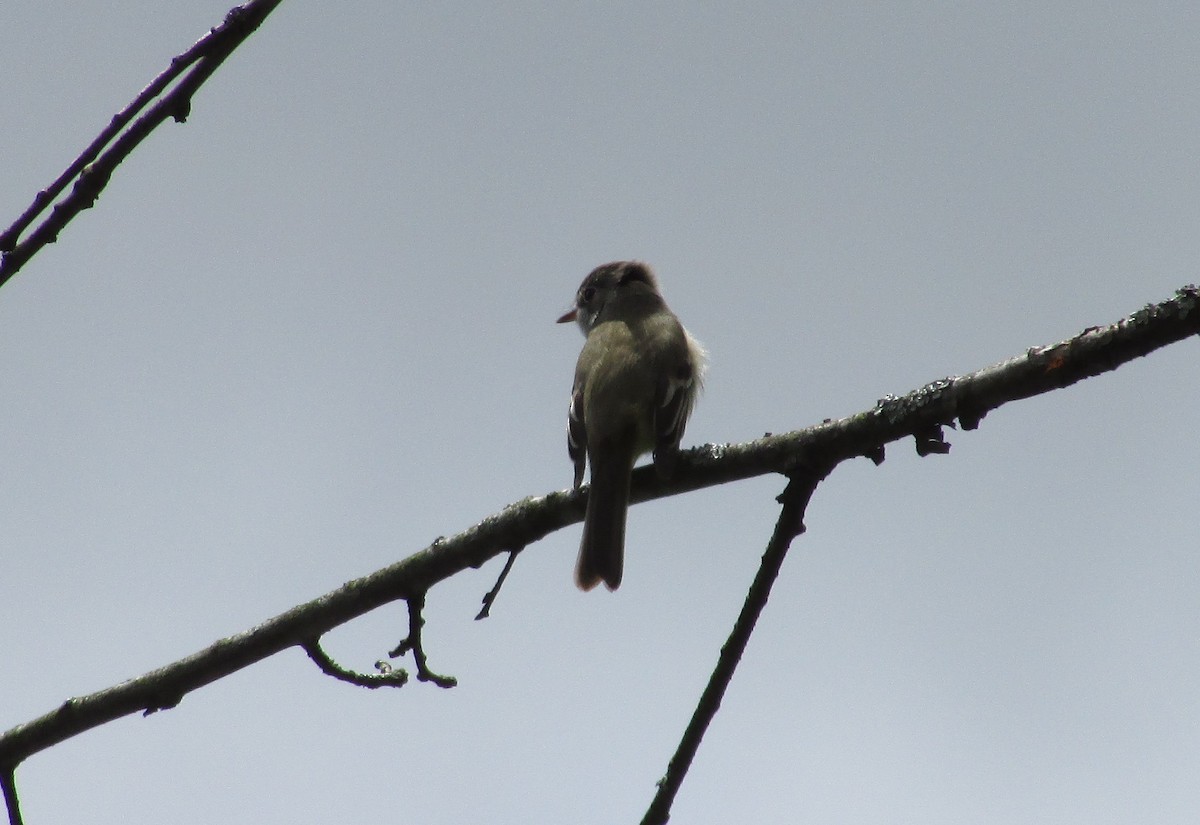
xmin=0 ymin=0 xmax=285 ymax=286
xmin=641 ymin=465 xmax=833 ymax=825
xmin=302 ymin=639 xmax=410 ymax=689
xmin=0 ymin=285 xmax=1195 ymax=783
xmin=389 ymin=595 xmax=458 ymax=688
xmin=1 ymin=32 xmax=205 ymax=253
xmin=476 ymin=549 xmax=520 ymax=620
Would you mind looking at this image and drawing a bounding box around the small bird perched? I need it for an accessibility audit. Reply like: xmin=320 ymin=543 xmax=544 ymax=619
xmin=557 ymin=261 xmax=705 ymax=591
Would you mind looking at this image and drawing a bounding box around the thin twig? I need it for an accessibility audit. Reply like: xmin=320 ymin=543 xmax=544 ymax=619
xmin=0 ymin=37 xmax=206 ymax=253
xmin=302 ymin=638 xmax=410 ymax=689
xmin=389 ymin=595 xmax=458 ymax=688
xmin=1 ymin=766 xmax=22 ymax=825
xmin=640 ymin=466 xmax=832 ymax=825
xmin=476 ymin=549 xmax=520 ymax=620
xmin=0 ymin=0 xmax=285 ymax=286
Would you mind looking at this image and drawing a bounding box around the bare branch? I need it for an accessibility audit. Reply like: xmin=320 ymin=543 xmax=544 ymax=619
xmin=476 ymin=549 xmax=521 ymax=620
xmin=0 ymin=0 xmax=285 ymax=286
xmin=302 ymin=639 xmax=410 ymax=689
xmin=1 ymin=767 xmax=22 ymax=825
xmin=0 ymin=284 xmax=1195 ymax=777
xmin=641 ymin=465 xmax=833 ymax=825
xmin=389 ymin=595 xmax=458 ymax=688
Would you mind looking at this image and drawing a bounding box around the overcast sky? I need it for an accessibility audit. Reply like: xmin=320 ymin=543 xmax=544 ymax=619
xmin=3 ymin=3 xmax=1198 ymax=823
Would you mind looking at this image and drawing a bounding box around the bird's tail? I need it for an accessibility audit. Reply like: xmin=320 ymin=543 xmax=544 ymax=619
xmin=575 ymin=445 xmax=634 ymax=591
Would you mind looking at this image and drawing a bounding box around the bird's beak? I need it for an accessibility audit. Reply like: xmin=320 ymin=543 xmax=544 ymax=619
xmin=556 ymin=308 xmax=577 ymax=324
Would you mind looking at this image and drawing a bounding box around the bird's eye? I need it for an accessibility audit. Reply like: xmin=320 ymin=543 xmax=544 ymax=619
xmin=581 ymin=287 xmax=596 ymax=302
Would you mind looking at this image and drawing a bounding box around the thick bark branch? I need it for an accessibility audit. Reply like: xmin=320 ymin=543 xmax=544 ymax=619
xmin=1 ymin=284 xmax=1195 ymax=778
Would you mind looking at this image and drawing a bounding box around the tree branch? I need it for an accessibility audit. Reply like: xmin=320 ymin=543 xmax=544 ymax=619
xmin=1 ymin=768 xmax=21 ymax=825
xmin=301 ymin=638 xmax=410 ymax=689
xmin=388 ymin=594 xmax=458 ymax=688
xmin=0 ymin=284 xmax=1196 ymax=782
xmin=476 ymin=548 xmax=520 ymax=620
xmin=0 ymin=0 xmax=285 ymax=287
xmin=642 ymin=465 xmax=833 ymax=825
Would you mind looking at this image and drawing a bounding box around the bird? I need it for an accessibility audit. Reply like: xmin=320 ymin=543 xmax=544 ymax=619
xmin=557 ymin=261 xmax=705 ymax=591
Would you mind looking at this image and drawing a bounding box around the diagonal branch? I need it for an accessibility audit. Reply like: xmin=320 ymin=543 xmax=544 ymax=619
xmin=0 ymin=0 xmax=285 ymax=287
xmin=1 ymin=768 xmax=21 ymax=825
xmin=641 ymin=465 xmax=833 ymax=825
xmin=0 ymin=285 xmax=1196 ymax=776
xmin=476 ymin=549 xmax=521 ymax=620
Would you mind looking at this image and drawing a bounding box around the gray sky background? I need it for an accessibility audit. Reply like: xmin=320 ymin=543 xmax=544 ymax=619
xmin=3 ymin=3 xmax=1198 ymax=823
